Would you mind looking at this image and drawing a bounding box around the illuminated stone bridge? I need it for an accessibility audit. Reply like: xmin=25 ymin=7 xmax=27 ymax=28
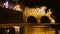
xmin=23 ymin=6 xmax=55 ymax=24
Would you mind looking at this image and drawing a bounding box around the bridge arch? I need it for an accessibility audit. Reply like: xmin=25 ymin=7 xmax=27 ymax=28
xmin=27 ymin=16 xmax=37 ymax=23
xmin=40 ymin=16 xmax=51 ymax=23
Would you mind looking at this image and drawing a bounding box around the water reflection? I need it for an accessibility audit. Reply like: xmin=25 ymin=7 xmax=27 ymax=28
xmin=0 ymin=26 xmax=59 ymax=34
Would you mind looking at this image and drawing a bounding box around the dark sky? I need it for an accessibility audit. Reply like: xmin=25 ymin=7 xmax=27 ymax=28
xmin=19 ymin=0 xmax=59 ymax=7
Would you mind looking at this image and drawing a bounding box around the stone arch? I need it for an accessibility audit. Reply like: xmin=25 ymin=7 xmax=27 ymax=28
xmin=27 ymin=16 xmax=37 ymax=23
xmin=40 ymin=16 xmax=51 ymax=23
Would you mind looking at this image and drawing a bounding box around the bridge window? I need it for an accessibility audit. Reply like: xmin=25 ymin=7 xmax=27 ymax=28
xmin=27 ymin=16 xmax=37 ymax=23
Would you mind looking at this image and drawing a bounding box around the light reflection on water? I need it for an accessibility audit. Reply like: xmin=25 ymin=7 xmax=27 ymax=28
xmin=0 ymin=24 xmax=57 ymax=34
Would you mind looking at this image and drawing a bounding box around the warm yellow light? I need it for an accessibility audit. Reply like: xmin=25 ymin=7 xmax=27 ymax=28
xmin=13 ymin=5 xmax=21 ymax=11
xmin=40 ymin=6 xmax=47 ymax=14
xmin=4 ymin=3 xmax=6 ymax=5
